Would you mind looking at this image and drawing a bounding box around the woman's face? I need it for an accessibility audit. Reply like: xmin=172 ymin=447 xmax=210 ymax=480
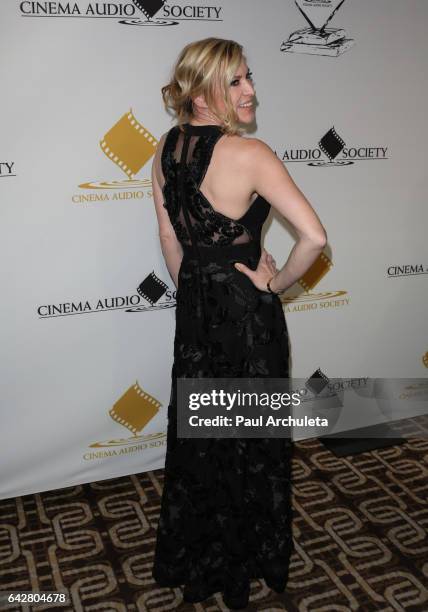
xmin=192 ymin=58 xmax=256 ymax=125
xmin=227 ymin=59 xmax=256 ymax=124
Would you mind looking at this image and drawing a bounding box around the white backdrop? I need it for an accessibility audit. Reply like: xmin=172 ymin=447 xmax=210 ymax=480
xmin=1 ymin=0 xmax=427 ymax=500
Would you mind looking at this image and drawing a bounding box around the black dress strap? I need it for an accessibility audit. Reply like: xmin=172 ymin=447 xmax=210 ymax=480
xmin=178 ymin=129 xmax=200 ymax=261
xmin=178 ymin=127 xmax=208 ymax=340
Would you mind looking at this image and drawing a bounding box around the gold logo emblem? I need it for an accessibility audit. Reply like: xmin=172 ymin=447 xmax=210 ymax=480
xmin=298 ymin=251 xmax=332 ymax=292
xmin=281 ymin=251 xmax=349 ymax=309
xmin=86 ymin=381 xmax=166 ymax=455
xmin=100 ymin=110 xmax=158 ymax=179
xmin=76 ymin=109 xmax=157 ymax=193
xmin=109 ymin=380 xmax=161 ymax=435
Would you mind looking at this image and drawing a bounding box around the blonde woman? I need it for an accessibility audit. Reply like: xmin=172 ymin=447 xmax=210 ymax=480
xmin=151 ymin=38 xmax=327 ymax=609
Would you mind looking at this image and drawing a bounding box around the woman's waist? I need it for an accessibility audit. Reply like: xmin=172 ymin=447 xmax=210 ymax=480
xmin=181 ymin=239 xmax=261 ymax=265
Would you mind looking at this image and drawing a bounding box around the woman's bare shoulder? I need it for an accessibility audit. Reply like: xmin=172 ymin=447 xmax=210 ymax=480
xmin=221 ymin=133 xmax=276 ymax=166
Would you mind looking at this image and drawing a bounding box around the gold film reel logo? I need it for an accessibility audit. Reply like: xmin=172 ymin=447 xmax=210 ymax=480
xmin=423 ymin=352 xmax=428 ymax=368
xmin=109 ymin=381 xmax=161 ymax=435
xmin=281 ymin=251 xmax=348 ymax=304
xmin=88 ymin=381 xmax=166 ymax=450
xmin=100 ymin=110 xmax=158 ymax=178
xmin=298 ymin=251 xmax=332 ymax=292
xmin=78 ymin=109 xmax=157 ymax=190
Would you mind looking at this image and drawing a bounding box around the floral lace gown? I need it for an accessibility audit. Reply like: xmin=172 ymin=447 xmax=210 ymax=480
xmin=152 ymin=123 xmax=294 ymax=597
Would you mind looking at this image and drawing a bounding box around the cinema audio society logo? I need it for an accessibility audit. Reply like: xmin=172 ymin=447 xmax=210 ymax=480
xmin=73 ymin=109 xmax=157 ymax=204
xmin=20 ymin=1 xmax=223 ymax=26
xmin=278 ymin=126 xmax=389 ymax=167
xmin=85 ymin=380 xmax=166 ymax=459
xmin=37 ymin=270 xmax=176 ymax=318
xmin=281 ymin=250 xmax=349 ymax=311
xmin=281 ymin=0 xmax=354 ymax=57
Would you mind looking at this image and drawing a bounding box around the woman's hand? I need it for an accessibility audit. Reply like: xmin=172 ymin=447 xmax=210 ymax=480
xmin=234 ymin=248 xmax=280 ymax=293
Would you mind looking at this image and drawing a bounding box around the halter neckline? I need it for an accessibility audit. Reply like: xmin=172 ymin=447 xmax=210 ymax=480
xmin=183 ymin=122 xmax=224 ymax=133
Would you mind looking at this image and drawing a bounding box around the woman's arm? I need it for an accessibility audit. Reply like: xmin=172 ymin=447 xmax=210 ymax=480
xmin=243 ymin=138 xmax=327 ymax=294
xmin=152 ymin=138 xmax=183 ymax=288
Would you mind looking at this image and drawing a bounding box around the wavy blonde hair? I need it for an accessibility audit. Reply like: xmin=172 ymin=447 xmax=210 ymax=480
xmin=161 ymin=37 xmax=246 ymax=136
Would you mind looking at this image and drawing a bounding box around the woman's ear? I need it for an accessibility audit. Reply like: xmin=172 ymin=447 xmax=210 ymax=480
xmin=192 ymin=94 xmax=208 ymax=111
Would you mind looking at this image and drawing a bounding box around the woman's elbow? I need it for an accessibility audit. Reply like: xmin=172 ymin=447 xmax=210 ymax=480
xmin=315 ymin=229 xmax=328 ymax=248
xmin=301 ymin=229 xmax=327 ymax=249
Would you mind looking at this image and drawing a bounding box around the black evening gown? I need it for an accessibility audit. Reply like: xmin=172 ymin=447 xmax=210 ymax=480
xmin=152 ymin=123 xmax=294 ymax=601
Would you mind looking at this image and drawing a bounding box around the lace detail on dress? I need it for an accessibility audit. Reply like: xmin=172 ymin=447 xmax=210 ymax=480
xmin=161 ymin=125 xmax=253 ymax=247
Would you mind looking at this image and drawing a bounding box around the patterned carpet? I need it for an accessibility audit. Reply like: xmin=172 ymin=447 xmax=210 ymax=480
xmin=1 ymin=421 xmax=427 ymax=611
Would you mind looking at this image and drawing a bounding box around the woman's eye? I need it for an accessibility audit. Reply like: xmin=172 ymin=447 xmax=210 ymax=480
xmin=230 ymin=72 xmax=253 ymax=86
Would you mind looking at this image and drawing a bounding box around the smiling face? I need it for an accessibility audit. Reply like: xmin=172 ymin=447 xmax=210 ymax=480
xmin=191 ymin=58 xmax=256 ymax=127
xmin=227 ymin=60 xmax=256 ymax=124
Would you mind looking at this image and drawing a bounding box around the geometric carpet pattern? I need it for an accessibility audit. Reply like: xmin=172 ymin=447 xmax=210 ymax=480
xmin=0 ymin=424 xmax=427 ymax=610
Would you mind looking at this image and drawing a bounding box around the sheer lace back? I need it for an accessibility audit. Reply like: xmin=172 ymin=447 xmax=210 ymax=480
xmin=161 ymin=124 xmax=253 ymax=248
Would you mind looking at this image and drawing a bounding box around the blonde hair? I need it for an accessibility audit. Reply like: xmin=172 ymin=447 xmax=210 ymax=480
xmin=161 ymin=37 xmax=246 ymax=136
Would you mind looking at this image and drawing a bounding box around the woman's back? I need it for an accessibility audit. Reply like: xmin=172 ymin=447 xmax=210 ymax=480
xmin=158 ymin=122 xmax=271 ymax=247
xmin=185 ymin=127 xmax=259 ymax=219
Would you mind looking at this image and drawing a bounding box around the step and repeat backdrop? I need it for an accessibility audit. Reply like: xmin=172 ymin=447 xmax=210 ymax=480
xmin=1 ymin=0 xmax=427 ymax=499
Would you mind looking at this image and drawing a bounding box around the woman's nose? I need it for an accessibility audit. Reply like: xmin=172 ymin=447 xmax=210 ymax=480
xmin=243 ymin=80 xmax=255 ymax=95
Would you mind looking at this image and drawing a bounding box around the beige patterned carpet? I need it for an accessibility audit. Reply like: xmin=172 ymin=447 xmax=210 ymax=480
xmin=1 ymin=424 xmax=427 ymax=611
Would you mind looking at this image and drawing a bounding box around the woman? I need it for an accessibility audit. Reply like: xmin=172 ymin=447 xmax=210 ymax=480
xmin=151 ymin=37 xmax=327 ymax=609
